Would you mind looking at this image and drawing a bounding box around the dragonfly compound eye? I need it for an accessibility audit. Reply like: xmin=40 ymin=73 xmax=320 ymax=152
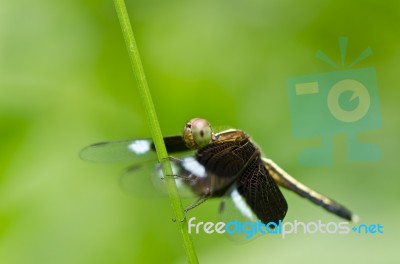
xmin=183 ymin=118 xmax=213 ymax=149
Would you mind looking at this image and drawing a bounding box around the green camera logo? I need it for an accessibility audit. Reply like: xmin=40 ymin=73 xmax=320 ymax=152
xmin=287 ymin=37 xmax=382 ymax=166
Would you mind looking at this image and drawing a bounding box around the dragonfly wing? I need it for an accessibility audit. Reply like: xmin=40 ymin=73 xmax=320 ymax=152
xmin=219 ymin=186 xmax=261 ymax=242
xmin=79 ymin=135 xmax=189 ymax=164
xmin=80 ymin=138 xmax=157 ymax=163
xmin=218 ymin=156 xmax=289 ymax=242
xmin=237 ymin=157 xmax=288 ymax=225
xmin=120 ymin=155 xmax=196 ymax=198
xmin=119 ymin=161 xmax=163 ymax=197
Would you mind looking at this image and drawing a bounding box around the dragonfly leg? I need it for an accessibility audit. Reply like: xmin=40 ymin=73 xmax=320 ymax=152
xmin=162 ymin=155 xmax=183 ymax=162
xmin=182 ymin=195 xmax=210 ymax=222
xmin=157 ymin=157 xmax=182 ymax=180
xmin=159 ymin=156 xmax=186 ymax=180
xmin=173 ymin=193 xmax=211 ymax=222
xmin=160 ymin=173 xmax=195 ymax=183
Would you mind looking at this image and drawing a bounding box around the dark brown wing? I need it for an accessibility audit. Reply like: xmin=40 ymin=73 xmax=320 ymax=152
xmin=237 ymin=157 xmax=288 ymax=224
xmin=190 ymin=137 xmax=259 ymax=196
xmin=196 ymin=137 xmax=257 ymax=179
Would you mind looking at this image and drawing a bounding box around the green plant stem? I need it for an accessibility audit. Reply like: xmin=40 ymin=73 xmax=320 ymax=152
xmin=112 ymin=0 xmax=199 ymax=263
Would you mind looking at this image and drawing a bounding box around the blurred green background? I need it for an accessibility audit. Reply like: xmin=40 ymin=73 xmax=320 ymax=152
xmin=1 ymin=0 xmax=399 ymax=263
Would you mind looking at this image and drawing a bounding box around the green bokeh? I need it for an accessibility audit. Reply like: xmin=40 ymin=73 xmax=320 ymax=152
xmin=1 ymin=0 xmax=398 ymax=263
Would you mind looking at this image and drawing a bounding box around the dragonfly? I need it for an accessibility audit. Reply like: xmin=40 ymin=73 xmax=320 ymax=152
xmin=80 ymin=118 xmax=358 ymax=228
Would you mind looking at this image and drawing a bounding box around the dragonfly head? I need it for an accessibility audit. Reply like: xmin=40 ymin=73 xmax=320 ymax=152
xmin=183 ymin=118 xmax=213 ymax=150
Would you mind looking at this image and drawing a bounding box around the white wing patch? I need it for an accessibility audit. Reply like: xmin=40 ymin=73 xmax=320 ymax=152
xmin=182 ymin=157 xmax=207 ymax=178
xmin=128 ymin=140 xmax=151 ymax=155
xmin=231 ymin=189 xmax=257 ymax=221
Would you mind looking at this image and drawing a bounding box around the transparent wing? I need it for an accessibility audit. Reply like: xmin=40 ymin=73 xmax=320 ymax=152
xmin=120 ymin=155 xmax=196 ymax=198
xmin=79 ymin=135 xmax=190 ymax=164
xmin=79 ymin=138 xmax=157 ymax=164
xmin=80 ymin=136 xmax=195 ymax=198
xmin=118 ymin=160 xmax=163 ymax=197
